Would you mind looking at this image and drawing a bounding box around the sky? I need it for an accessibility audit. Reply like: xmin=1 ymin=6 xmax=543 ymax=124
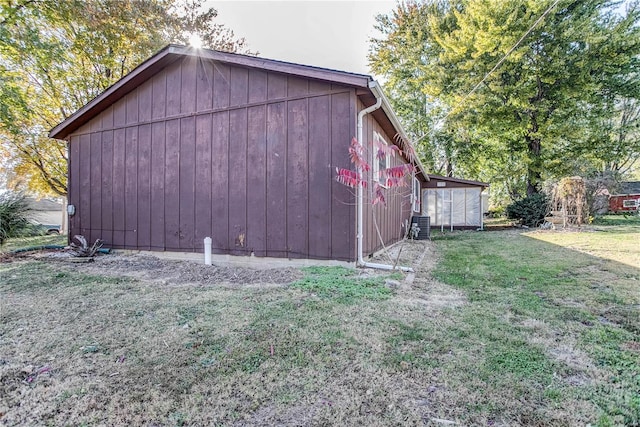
xmin=207 ymin=0 xmax=635 ymax=79
xmin=207 ymin=1 xmax=396 ymax=77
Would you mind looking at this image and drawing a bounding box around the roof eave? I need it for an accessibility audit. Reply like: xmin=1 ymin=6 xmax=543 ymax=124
xmin=49 ymin=45 xmax=372 ymax=140
xmin=427 ymin=174 xmax=490 ymax=187
xmin=368 ymin=81 xmax=429 ymax=181
xmin=49 ymin=45 xmax=180 ymax=140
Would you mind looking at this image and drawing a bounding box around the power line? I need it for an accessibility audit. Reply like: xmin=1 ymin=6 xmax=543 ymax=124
xmin=413 ymin=0 xmax=561 ymax=145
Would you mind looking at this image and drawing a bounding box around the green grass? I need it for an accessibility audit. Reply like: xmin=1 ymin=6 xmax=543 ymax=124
xmin=291 ymin=266 xmax=396 ymax=303
xmin=432 ymin=223 xmax=640 ymax=426
xmin=593 ymin=213 xmax=640 ymax=227
xmin=1 ymin=224 xmax=638 ymax=426
xmin=0 ymin=234 xmax=66 ymax=252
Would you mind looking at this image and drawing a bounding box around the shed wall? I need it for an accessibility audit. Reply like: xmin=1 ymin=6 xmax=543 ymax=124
xmin=358 ymin=100 xmax=413 ymax=256
xmin=68 ymin=56 xmax=356 ymax=261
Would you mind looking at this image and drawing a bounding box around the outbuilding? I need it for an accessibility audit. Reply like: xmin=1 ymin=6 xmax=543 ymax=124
xmin=421 ymin=175 xmax=489 ymax=230
xmin=609 ymin=181 xmax=640 ymax=213
xmin=49 ymin=45 xmax=427 ymax=264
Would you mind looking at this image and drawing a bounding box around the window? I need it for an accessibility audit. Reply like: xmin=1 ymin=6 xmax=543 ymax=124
xmin=412 ymin=177 xmax=421 ymax=212
xmin=622 ymin=199 xmax=639 ymax=208
xmin=373 ymin=131 xmax=390 ymax=187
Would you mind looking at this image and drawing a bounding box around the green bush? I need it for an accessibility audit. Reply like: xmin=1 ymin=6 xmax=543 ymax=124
xmin=0 ymin=192 xmax=31 ymax=245
xmin=505 ymin=193 xmax=549 ymax=227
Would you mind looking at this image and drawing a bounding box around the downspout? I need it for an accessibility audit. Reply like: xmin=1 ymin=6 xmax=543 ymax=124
xmin=357 ymin=81 xmax=413 ymax=272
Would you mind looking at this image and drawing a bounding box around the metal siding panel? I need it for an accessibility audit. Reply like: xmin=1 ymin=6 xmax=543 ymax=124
xmin=166 ymin=61 xmax=181 ymax=117
xmin=267 ymin=73 xmax=287 ymax=100
xmin=213 ymin=63 xmax=230 ymax=109
xmin=125 ymin=127 xmax=138 ymax=248
xmin=112 ymin=129 xmax=126 ymax=246
xmin=164 ymin=119 xmax=180 ymax=249
xmin=152 ymin=70 xmax=167 ymax=120
xmin=230 ymin=66 xmax=249 ymax=107
xmin=89 ymin=132 xmax=102 ymax=245
xmin=69 ymin=137 xmax=81 ymax=238
xmin=246 ymin=105 xmax=267 ymax=256
xmin=179 ymin=117 xmax=196 ymax=250
xmin=266 ymin=102 xmax=287 ymax=257
xmin=195 ymin=114 xmax=212 ymax=246
xmin=137 ymin=124 xmax=152 ymax=249
xmin=228 ymin=108 xmax=248 ymax=255
xmin=211 ymin=111 xmax=229 ymax=252
xmin=330 ymin=92 xmax=354 ymax=261
xmin=181 ymin=56 xmax=197 ymax=114
xmin=101 ymin=130 xmax=113 ymax=246
xmin=196 ymin=60 xmax=213 ymax=111
xmin=151 ymin=122 xmax=166 ymax=249
xmin=79 ymin=135 xmax=91 ymax=239
xmin=286 ymin=98 xmax=308 ymax=258
xmin=248 ymin=69 xmax=267 ymax=103
xmin=308 ymin=95 xmax=332 ymax=259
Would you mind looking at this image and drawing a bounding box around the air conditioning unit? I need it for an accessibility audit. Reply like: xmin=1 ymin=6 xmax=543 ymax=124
xmin=410 ymin=216 xmax=431 ymax=240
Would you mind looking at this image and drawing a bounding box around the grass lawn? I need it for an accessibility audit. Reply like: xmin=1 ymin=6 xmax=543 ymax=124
xmin=1 ymin=221 xmax=639 ymax=426
xmin=0 ymin=234 xmax=67 ymax=252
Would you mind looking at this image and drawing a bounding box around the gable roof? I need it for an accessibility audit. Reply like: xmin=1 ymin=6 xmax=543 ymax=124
xmin=48 ymin=44 xmax=427 ymax=178
xmin=427 ymin=174 xmax=489 ymax=187
xmin=618 ymin=181 xmax=640 ymax=195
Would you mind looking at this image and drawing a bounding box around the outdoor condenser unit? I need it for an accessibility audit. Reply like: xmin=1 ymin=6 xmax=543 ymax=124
xmin=410 ymin=216 xmax=431 ymax=240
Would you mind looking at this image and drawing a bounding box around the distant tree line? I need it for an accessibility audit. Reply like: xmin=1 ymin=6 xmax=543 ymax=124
xmin=0 ymin=0 xmax=252 ymax=197
xmin=369 ymin=0 xmax=640 ymax=204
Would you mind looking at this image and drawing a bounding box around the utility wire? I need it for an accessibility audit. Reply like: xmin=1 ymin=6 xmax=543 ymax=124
xmin=413 ymin=0 xmax=561 ymax=145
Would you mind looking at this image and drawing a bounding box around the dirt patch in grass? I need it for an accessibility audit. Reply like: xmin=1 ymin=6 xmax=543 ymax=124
xmin=35 ymin=252 xmax=303 ymax=286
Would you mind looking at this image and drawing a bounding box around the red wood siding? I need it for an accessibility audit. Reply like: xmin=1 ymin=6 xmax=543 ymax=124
xmin=67 ymin=56 xmax=356 ymax=261
xmin=358 ymin=100 xmax=413 ymax=256
xmin=609 ymin=194 xmax=640 ymax=213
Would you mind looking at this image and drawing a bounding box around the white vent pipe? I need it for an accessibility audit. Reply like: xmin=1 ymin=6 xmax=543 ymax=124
xmin=204 ymin=237 xmax=212 ymax=265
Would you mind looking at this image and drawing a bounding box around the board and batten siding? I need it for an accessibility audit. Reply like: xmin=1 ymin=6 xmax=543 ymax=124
xmin=358 ymin=100 xmax=413 ymax=256
xmin=67 ymin=55 xmax=356 ymax=261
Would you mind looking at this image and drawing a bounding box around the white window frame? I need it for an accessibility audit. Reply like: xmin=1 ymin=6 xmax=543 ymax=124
xmin=412 ymin=176 xmax=421 ymax=212
xmin=622 ymin=199 xmax=638 ymax=208
xmin=373 ymin=131 xmax=390 ymax=187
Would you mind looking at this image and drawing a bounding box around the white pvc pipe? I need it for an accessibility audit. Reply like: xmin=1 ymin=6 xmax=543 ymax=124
xmin=357 ymin=81 xmax=414 ymax=273
xmin=361 ymin=261 xmax=414 ymax=272
xmin=204 ymin=237 xmax=212 ymax=265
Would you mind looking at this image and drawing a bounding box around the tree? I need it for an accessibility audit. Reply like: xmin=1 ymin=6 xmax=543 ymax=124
xmin=369 ymin=0 xmax=640 ymax=200
xmin=0 ymin=0 xmax=252 ymax=197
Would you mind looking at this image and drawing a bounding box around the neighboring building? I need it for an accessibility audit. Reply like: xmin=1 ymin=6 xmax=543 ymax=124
xmin=421 ymin=175 xmax=489 ymax=229
xmin=609 ymin=181 xmax=640 ymax=213
xmin=49 ymin=45 xmax=427 ymax=262
xmin=26 ymin=197 xmax=63 ymax=230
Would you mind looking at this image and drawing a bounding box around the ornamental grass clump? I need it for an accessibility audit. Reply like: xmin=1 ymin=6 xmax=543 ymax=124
xmin=0 ymin=192 xmax=30 ymax=245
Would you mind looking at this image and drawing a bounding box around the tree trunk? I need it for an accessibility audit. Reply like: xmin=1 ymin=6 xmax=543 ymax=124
xmin=525 ymin=111 xmax=542 ymax=196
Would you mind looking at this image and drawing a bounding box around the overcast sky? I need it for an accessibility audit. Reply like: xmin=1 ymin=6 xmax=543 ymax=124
xmin=207 ymin=1 xmax=396 ymax=77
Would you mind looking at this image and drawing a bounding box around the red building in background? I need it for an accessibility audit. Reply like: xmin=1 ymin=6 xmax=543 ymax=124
xmin=609 ymin=182 xmax=640 ymax=213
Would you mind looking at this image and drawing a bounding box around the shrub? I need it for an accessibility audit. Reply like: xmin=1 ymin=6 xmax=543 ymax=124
xmin=505 ymin=193 xmax=549 ymax=227
xmin=0 ymin=192 xmax=31 ymax=245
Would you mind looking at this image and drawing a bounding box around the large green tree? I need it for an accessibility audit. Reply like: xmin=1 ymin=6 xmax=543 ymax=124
xmin=0 ymin=0 xmax=251 ymax=196
xmin=370 ymin=0 xmax=640 ymax=199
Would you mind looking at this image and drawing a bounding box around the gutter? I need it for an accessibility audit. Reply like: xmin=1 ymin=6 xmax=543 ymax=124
xmin=356 ymin=81 xmax=413 ymax=273
xmin=368 ymin=82 xmax=429 ymax=181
